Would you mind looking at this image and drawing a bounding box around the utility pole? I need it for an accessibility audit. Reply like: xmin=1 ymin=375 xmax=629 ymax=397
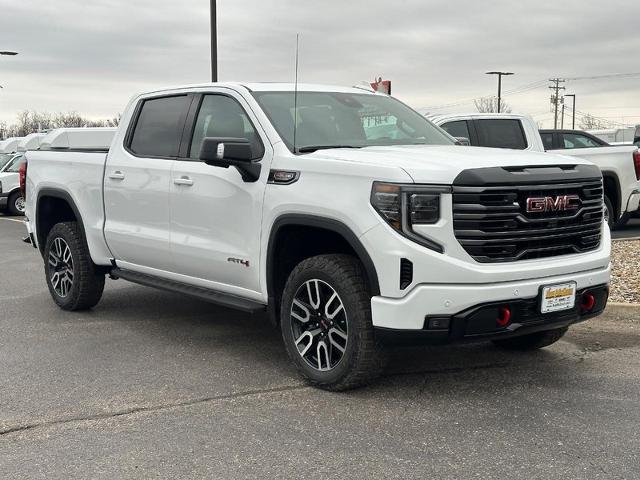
xmin=486 ymin=71 xmax=514 ymax=113
xmin=210 ymin=0 xmax=217 ymax=82
xmin=565 ymin=94 xmax=576 ymax=130
xmin=549 ymin=78 xmax=565 ymax=129
xmin=561 ymin=103 xmax=565 ymax=129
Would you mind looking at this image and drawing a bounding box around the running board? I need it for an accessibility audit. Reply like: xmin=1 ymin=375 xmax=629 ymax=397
xmin=110 ymin=267 xmax=266 ymax=313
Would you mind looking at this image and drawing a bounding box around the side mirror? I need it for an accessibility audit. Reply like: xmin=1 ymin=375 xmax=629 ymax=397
xmin=454 ymin=137 xmax=471 ymax=146
xmin=199 ymin=137 xmax=261 ymax=182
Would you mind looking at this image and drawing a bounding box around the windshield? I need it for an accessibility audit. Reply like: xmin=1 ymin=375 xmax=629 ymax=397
xmin=252 ymin=91 xmax=454 ymax=153
xmin=4 ymin=154 xmax=24 ymax=173
xmin=0 ymin=153 xmax=15 ymax=171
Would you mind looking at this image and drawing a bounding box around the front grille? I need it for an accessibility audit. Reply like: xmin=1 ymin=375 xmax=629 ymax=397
xmin=453 ymin=180 xmax=603 ymax=262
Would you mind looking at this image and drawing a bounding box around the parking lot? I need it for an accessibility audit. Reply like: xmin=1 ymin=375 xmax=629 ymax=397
xmin=1 ymin=214 xmax=639 ymax=479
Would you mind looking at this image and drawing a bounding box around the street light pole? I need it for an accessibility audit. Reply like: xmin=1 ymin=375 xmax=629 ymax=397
xmin=210 ymin=0 xmax=217 ymax=82
xmin=0 ymin=51 xmax=18 ymax=56
xmin=565 ymin=94 xmax=576 ymax=130
xmin=485 ymin=71 xmax=514 ymax=113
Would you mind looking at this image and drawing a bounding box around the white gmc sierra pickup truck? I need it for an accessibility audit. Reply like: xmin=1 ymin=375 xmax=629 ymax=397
xmin=23 ymin=83 xmax=610 ymax=390
xmin=431 ymin=113 xmax=640 ymax=229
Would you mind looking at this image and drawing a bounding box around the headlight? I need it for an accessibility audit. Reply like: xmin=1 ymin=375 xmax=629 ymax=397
xmin=371 ymin=182 xmax=450 ymax=252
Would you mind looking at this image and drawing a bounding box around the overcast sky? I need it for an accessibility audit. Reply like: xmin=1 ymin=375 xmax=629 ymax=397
xmin=1 ymin=0 xmax=638 ymax=128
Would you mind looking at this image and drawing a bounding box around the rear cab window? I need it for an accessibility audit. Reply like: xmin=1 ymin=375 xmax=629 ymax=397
xmin=475 ymin=119 xmax=528 ymax=150
xmin=561 ymin=133 xmax=601 ymax=149
xmin=128 ymin=95 xmax=191 ymax=158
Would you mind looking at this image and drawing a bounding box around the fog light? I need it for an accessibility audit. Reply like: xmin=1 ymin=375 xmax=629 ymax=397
xmin=496 ymin=306 xmax=511 ymax=327
xmin=581 ymin=292 xmax=596 ymax=312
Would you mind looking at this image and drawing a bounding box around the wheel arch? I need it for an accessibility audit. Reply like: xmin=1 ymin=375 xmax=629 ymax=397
xmin=35 ymin=188 xmax=86 ymax=257
xmin=601 ymin=171 xmax=621 ymax=220
xmin=266 ymin=214 xmax=380 ymax=325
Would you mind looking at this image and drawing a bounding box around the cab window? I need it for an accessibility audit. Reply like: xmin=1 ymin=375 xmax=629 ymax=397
xmin=188 ymin=95 xmax=264 ymax=160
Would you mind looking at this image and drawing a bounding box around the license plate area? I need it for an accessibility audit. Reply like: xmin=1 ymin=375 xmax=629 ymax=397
xmin=540 ymin=282 xmax=577 ymax=314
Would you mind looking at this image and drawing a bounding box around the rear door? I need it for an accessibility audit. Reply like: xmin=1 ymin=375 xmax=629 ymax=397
xmin=168 ymin=90 xmax=271 ymax=297
xmin=104 ymin=94 xmax=192 ymax=271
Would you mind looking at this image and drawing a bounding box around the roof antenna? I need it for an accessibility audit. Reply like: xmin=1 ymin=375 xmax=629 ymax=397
xmin=293 ymin=33 xmax=300 ymax=153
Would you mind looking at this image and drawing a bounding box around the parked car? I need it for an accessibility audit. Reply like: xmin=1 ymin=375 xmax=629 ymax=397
xmin=24 ymin=83 xmax=610 ymax=390
xmin=431 ymin=113 xmax=640 ymax=229
xmin=0 ymin=153 xmax=26 ymax=215
xmin=539 ymin=129 xmax=609 ymax=150
xmin=0 ymin=137 xmax=23 ymax=171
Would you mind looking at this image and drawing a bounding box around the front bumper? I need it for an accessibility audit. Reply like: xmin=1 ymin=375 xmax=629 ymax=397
xmin=371 ymin=265 xmax=609 ymax=336
xmin=374 ymin=282 xmax=608 ymax=345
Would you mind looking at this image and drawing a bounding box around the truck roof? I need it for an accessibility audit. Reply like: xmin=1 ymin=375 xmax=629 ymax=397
xmin=39 ymin=127 xmax=117 ymax=151
xmin=17 ymin=133 xmax=46 ymax=152
xmin=0 ymin=137 xmax=22 ymax=154
xmin=142 ymin=82 xmax=378 ymax=96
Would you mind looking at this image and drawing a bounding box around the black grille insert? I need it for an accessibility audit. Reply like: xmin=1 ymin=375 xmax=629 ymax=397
xmin=453 ymin=180 xmax=603 ymax=262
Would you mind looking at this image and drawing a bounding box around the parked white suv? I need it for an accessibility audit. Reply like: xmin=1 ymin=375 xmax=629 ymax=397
xmin=24 ymin=84 xmax=610 ymax=390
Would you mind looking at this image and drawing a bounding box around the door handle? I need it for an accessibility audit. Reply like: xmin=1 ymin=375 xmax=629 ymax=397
xmin=174 ymin=176 xmax=194 ymax=186
xmin=108 ymin=171 xmax=125 ymax=180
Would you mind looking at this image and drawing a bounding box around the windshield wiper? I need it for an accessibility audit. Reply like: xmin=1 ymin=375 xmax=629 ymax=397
xmin=296 ymin=145 xmax=363 ymax=153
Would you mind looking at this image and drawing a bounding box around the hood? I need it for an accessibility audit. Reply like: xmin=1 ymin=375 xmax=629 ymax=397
xmin=306 ymin=145 xmax=593 ymax=184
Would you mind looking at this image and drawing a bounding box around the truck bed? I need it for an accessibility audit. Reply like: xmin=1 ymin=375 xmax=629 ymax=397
xmin=25 ymin=149 xmax=112 ymax=264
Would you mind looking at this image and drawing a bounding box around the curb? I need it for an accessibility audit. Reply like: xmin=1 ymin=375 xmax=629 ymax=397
xmin=605 ymin=302 xmax=640 ymax=313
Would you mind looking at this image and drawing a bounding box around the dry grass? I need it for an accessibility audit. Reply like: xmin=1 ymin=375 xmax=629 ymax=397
xmin=610 ymin=240 xmax=640 ymax=304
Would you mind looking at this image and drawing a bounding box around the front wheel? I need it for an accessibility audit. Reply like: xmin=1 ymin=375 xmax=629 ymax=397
xmin=44 ymin=222 xmax=105 ymax=311
xmin=492 ymin=327 xmax=568 ymax=351
xmin=280 ymin=254 xmax=380 ymax=391
xmin=7 ymin=191 xmax=25 ymax=216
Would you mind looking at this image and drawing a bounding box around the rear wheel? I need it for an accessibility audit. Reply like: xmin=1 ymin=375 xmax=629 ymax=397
xmin=280 ymin=254 xmax=380 ymax=391
xmin=492 ymin=327 xmax=568 ymax=351
xmin=44 ymin=222 xmax=105 ymax=311
xmin=7 ymin=191 xmax=25 ymax=216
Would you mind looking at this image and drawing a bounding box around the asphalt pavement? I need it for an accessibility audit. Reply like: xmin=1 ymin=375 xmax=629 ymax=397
xmin=612 ymin=217 xmax=640 ymax=240
xmin=1 ymin=215 xmax=639 ymax=479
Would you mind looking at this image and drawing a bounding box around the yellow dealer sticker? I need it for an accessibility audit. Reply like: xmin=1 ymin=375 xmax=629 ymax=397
xmin=541 ymin=282 xmax=577 ymax=314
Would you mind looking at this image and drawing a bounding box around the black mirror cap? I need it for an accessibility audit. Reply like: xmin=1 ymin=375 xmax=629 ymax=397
xmin=454 ymin=137 xmax=471 ymax=146
xmin=199 ymin=137 xmax=261 ymax=182
xmin=200 ymin=137 xmax=253 ymax=164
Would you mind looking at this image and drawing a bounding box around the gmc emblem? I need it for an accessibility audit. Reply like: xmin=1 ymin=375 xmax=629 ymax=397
xmin=526 ymin=195 xmax=580 ymax=213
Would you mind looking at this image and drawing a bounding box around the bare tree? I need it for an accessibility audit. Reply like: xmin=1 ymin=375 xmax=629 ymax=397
xmin=1 ymin=110 xmax=122 ymax=139
xmin=578 ymin=114 xmax=607 ymax=130
xmin=474 ymin=96 xmax=512 ymax=114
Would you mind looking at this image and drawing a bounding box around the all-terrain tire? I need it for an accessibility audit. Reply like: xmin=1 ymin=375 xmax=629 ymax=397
xmin=492 ymin=327 xmax=568 ymax=351
xmin=280 ymin=254 xmax=380 ymax=391
xmin=44 ymin=222 xmax=105 ymax=311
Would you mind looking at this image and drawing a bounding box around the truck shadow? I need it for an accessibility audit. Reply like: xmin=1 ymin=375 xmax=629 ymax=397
xmin=71 ymin=283 xmax=630 ymax=394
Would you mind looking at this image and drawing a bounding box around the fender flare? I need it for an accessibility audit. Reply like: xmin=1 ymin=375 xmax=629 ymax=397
xmin=266 ymin=214 xmax=381 ymax=306
xmin=35 ymin=188 xmax=86 ymax=255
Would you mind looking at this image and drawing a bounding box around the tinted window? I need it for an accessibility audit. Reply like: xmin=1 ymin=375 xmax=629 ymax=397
xmin=475 ymin=119 xmax=528 ymax=150
xmin=440 ymin=120 xmax=471 ymax=140
xmin=189 ymin=95 xmax=264 ymax=159
xmin=562 ymin=133 xmax=601 ymax=149
xmin=129 ymin=95 xmax=190 ymax=157
xmin=540 ymin=132 xmax=554 ymax=150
